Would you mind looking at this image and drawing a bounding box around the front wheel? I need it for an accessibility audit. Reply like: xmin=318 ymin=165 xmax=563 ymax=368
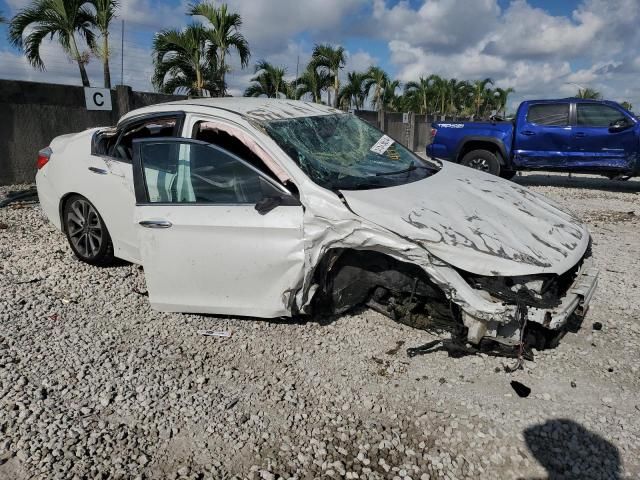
xmin=460 ymin=150 xmax=501 ymax=176
xmin=63 ymin=195 xmax=115 ymax=266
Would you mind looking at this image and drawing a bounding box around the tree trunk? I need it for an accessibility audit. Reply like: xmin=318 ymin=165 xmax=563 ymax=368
xmin=70 ymin=34 xmax=90 ymax=87
xmin=334 ymin=71 xmax=339 ymax=108
xmin=196 ymin=67 xmax=202 ymax=97
xmin=219 ymin=50 xmax=226 ymax=97
xmin=103 ymin=32 xmax=111 ymax=88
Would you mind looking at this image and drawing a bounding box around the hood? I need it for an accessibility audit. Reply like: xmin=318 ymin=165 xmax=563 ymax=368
xmin=340 ymin=162 xmax=589 ymax=276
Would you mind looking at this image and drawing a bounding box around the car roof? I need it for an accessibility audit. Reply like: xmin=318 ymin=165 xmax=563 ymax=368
xmin=119 ymin=97 xmax=343 ymax=125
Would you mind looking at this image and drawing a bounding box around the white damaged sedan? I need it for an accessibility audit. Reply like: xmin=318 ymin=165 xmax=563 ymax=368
xmin=36 ymin=98 xmax=598 ymax=349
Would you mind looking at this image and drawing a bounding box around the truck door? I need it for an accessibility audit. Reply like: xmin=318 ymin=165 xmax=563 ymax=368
xmin=572 ymin=102 xmax=638 ymax=171
xmin=513 ymin=102 xmax=573 ymax=169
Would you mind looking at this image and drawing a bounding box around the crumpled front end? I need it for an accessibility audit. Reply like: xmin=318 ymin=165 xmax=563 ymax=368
xmin=291 ymin=185 xmax=598 ymax=350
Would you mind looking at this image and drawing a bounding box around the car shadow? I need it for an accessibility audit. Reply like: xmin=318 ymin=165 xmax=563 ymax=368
xmin=514 ymin=173 xmax=640 ymax=193
xmin=521 ymin=419 xmax=622 ymax=480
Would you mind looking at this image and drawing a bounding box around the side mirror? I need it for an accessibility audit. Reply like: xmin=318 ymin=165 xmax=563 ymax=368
xmin=255 ymin=194 xmax=301 ymax=215
xmin=609 ymin=118 xmax=631 ymax=132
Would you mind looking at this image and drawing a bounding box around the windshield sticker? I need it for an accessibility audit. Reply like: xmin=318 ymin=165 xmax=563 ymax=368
xmin=370 ymin=135 xmax=395 ymax=155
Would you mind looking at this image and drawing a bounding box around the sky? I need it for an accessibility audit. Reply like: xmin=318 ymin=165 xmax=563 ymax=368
xmin=1 ymin=0 xmax=640 ymax=112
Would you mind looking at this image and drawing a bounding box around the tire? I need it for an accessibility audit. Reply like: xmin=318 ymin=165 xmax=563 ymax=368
xmin=460 ymin=149 xmax=501 ymax=176
xmin=499 ymin=169 xmax=517 ymax=180
xmin=63 ymin=194 xmax=115 ymax=266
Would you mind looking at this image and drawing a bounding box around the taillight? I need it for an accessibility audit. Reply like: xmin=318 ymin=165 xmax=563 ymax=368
xmin=430 ymin=127 xmax=437 ymax=138
xmin=37 ymin=147 xmax=52 ymax=170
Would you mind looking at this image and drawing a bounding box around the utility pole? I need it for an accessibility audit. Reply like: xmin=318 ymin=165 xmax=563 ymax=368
xmin=295 ymin=55 xmax=299 ymax=99
xmin=120 ymin=20 xmax=124 ymax=86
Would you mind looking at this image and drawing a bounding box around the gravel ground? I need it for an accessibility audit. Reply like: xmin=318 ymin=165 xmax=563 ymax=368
xmin=1 ymin=173 xmax=639 ymax=480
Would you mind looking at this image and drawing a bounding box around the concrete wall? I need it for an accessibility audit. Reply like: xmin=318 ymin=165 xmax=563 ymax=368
xmin=354 ymin=110 xmax=471 ymax=153
xmin=0 ymin=80 xmax=185 ymax=185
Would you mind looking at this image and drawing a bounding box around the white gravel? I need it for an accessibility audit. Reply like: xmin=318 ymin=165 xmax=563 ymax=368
xmin=1 ymin=173 xmax=639 ymax=480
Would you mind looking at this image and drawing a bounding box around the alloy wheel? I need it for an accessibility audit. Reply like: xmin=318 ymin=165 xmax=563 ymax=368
xmin=468 ymin=157 xmax=490 ymax=172
xmin=66 ymin=199 xmax=103 ymax=258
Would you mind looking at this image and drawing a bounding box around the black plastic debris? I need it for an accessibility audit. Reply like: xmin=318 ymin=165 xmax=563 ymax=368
xmin=571 ymin=381 xmax=577 ymax=388
xmin=510 ymin=380 xmax=531 ymax=398
xmin=0 ymin=187 xmax=38 ymax=208
xmin=386 ymin=340 xmax=405 ymax=356
xmin=592 ymin=322 xmax=603 ymax=331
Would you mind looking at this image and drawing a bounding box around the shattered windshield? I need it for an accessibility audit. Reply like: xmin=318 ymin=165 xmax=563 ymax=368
xmin=263 ymin=114 xmax=440 ymax=190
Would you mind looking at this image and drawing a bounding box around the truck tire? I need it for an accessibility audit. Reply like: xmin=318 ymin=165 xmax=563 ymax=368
xmin=460 ymin=150 xmax=501 ymax=176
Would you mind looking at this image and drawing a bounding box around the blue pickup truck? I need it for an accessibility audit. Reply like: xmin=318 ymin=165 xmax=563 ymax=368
xmin=427 ymin=98 xmax=639 ymax=179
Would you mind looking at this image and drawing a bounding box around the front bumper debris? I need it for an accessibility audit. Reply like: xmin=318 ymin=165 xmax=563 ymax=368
xmin=525 ymin=260 xmax=598 ymax=330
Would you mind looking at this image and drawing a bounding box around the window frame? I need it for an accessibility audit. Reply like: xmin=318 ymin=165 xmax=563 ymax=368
xmin=132 ymin=137 xmax=292 ymax=206
xmin=107 ymin=111 xmax=186 ymax=164
xmin=525 ymin=102 xmax=571 ymax=128
xmin=575 ymin=102 xmax=629 ymax=128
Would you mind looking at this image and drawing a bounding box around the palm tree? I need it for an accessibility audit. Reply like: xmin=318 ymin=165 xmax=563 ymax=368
xmin=312 ymin=43 xmax=346 ymax=108
xmin=576 ymin=87 xmax=601 ymax=100
xmin=295 ymin=62 xmax=330 ymax=103
xmin=152 ymin=24 xmax=221 ymax=96
xmin=363 ymin=66 xmax=389 ymax=111
xmin=404 ymin=76 xmax=431 ymax=114
xmin=337 ymin=71 xmax=367 ymax=110
xmin=471 ymin=78 xmax=493 ymax=117
xmin=188 ymin=2 xmax=250 ymax=95
xmin=381 ymin=79 xmax=401 ymax=111
xmin=620 ymin=101 xmax=633 ymax=112
xmin=244 ymin=60 xmax=287 ymax=98
xmin=492 ymin=87 xmax=514 ymax=116
xmin=86 ymin=0 xmax=118 ymax=88
xmin=9 ymin=0 xmax=96 ymax=87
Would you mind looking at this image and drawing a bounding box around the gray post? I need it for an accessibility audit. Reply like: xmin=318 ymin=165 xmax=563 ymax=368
xmin=408 ymin=112 xmax=416 ymax=152
xmin=378 ymin=109 xmax=385 ymax=132
xmin=115 ymin=85 xmax=132 ymax=121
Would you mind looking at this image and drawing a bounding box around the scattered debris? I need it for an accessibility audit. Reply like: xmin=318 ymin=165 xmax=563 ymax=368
xmin=15 ymin=278 xmax=42 ymax=285
xmin=0 ymin=187 xmax=38 ymax=208
xmin=0 ymin=222 xmax=8 ymax=230
xmin=510 ymin=381 xmax=531 ymax=398
xmin=225 ymin=398 xmax=239 ymax=410
xmin=198 ymin=330 xmax=231 ymax=338
xmin=592 ymin=322 xmax=603 ymax=331
xmin=571 ymin=381 xmax=577 ymax=388
xmin=48 ymin=313 xmax=60 ymax=322
xmin=132 ymin=287 xmax=148 ymax=296
xmin=386 ymin=340 xmax=405 ymax=355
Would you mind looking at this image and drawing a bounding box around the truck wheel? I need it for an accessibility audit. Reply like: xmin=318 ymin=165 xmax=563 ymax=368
xmin=460 ymin=150 xmax=501 ymax=176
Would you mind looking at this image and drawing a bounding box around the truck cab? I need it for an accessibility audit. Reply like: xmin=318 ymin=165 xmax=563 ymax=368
xmin=428 ymin=98 xmax=640 ymax=179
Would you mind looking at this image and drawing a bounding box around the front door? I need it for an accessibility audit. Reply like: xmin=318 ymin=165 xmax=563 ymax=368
xmin=572 ymin=102 xmax=638 ymax=171
xmin=132 ymin=138 xmax=305 ymax=317
xmin=513 ymin=102 xmax=573 ymax=169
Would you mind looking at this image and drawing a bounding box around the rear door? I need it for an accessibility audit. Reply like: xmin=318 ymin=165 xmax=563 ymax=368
xmin=132 ymin=137 xmax=304 ymax=317
xmin=572 ymin=102 xmax=638 ymax=170
xmin=92 ymin=113 xmax=184 ymax=263
xmin=513 ymin=102 xmax=573 ymax=168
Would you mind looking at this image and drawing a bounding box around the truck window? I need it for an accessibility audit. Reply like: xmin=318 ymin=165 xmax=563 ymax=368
xmin=577 ymin=104 xmax=626 ymax=127
xmin=526 ymin=104 xmax=569 ymax=126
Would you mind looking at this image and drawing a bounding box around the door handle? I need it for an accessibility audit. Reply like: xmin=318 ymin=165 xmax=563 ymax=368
xmin=139 ymin=220 xmax=172 ymax=229
xmin=521 ymin=131 xmax=536 ymax=136
xmin=88 ymin=166 xmax=108 ymax=175
xmin=574 ymin=132 xmax=586 ymax=137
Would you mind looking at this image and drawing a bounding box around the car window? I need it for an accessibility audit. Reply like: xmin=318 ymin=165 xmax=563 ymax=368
xmin=526 ymin=104 xmax=569 ymax=126
xmin=577 ymin=104 xmax=626 ymax=127
xmin=138 ymin=140 xmax=282 ymax=204
xmin=111 ymin=117 xmax=178 ymax=162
